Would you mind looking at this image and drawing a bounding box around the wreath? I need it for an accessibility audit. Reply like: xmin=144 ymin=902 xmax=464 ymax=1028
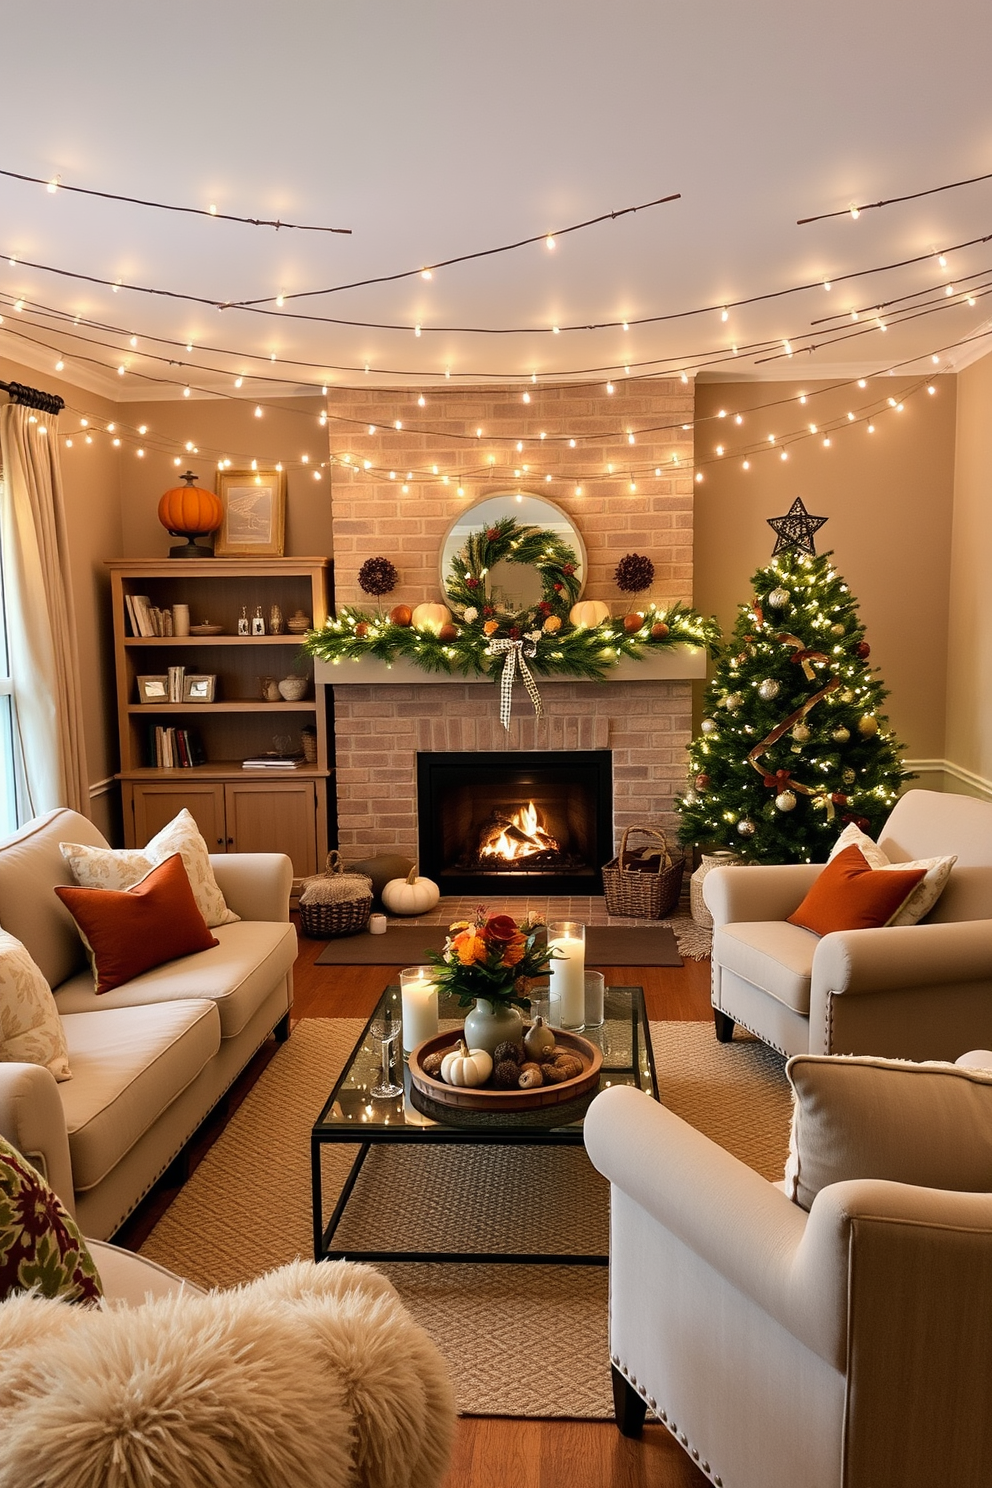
xmin=444 ymin=516 xmax=582 ymax=627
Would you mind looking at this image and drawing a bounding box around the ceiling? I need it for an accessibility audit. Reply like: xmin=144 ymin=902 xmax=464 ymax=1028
xmin=2 ymin=1 xmax=992 ymax=402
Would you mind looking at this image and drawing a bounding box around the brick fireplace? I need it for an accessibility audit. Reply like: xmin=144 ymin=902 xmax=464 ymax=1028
xmin=321 ymin=377 xmax=698 ymax=879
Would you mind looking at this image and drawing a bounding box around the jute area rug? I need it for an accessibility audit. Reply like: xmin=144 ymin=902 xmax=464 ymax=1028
xmin=139 ymin=1018 xmax=791 ymax=1419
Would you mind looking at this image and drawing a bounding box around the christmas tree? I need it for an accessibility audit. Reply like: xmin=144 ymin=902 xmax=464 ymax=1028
xmin=676 ymin=505 xmax=910 ymax=863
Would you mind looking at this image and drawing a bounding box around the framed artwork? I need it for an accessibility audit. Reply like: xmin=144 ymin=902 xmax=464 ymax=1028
xmin=136 ymin=675 xmax=169 ymax=704
xmin=182 ymin=674 xmax=217 ymax=703
xmin=214 ymin=468 xmax=287 ymax=557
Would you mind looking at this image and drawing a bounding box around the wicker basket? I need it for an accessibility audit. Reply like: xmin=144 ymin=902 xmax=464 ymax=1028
xmin=689 ymin=850 xmax=744 ymax=928
xmin=298 ymin=852 xmax=373 ymax=938
xmin=601 ymin=826 xmax=685 ymax=920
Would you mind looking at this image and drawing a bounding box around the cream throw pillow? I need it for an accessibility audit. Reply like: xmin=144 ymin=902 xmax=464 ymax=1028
xmin=827 ymin=821 xmax=956 ymax=926
xmin=60 ymin=808 xmax=239 ymax=929
xmin=784 ymin=1053 xmax=992 ymax=1211
xmin=0 ymin=930 xmax=71 ymax=1081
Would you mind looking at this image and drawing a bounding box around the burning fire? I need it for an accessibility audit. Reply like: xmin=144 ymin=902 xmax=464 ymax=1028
xmin=479 ymin=801 xmax=560 ymax=862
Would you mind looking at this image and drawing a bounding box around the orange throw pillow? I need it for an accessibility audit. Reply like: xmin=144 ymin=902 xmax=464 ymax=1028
xmin=55 ymin=853 xmax=218 ymax=994
xmin=787 ymin=844 xmax=927 ymax=937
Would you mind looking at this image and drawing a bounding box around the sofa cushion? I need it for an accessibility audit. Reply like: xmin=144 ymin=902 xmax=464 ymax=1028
xmin=784 ymin=1052 xmax=992 ymax=1211
xmin=54 ymin=855 xmax=219 ymax=995
xmin=0 ymin=808 xmax=108 ymax=991
xmin=713 ymin=920 xmax=818 ymax=1014
xmin=828 ymin=821 xmax=956 ymax=925
xmin=54 ymin=921 xmax=297 ymax=1041
xmin=60 ymin=808 xmax=239 ymax=930
xmin=0 ymin=929 xmax=71 ymax=1081
xmin=787 ymin=845 xmax=926 ymax=936
xmin=0 ymin=1134 xmax=103 ymax=1304
xmin=58 ymin=1001 xmax=220 ymax=1192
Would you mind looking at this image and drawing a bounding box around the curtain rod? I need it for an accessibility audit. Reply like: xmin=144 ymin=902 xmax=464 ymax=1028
xmin=0 ymin=380 xmax=64 ymax=415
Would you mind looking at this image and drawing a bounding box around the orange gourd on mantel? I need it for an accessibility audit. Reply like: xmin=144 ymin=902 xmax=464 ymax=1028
xmin=158 ymin=471 xmax=223 ymax=540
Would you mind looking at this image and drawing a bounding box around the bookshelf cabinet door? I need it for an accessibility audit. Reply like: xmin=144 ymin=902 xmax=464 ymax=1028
xmin=224 ymin=781 xmax=318 ymax=877
xmin=129 ymin=783 xmax=227 ymax=849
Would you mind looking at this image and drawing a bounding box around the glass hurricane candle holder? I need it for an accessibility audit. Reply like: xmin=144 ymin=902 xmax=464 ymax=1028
xmin=548 ymin=920 xmax=586 ymax=1030
xmin=400 ymin=966 xmax=439 ymax=1053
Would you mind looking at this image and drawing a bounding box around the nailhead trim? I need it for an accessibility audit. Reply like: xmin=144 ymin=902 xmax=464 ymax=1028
xmin=647 ymin=1397 xmax=657 ymax=1411
xmin=610 ymin=1353 xmax=619 ymax=1367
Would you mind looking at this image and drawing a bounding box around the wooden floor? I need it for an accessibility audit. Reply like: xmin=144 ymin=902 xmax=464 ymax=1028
xmin=117 ymin=924 xmax=714 ymax=1488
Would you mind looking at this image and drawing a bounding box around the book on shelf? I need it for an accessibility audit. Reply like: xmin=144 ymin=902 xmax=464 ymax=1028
xmin=148 ymin=726 xmax=205 ymax=769
xmin=242 ymin=751 xmax=306 ymax=769
xmin=130 ymin=595 xmax=154 ymax=637
xmin=167 ymin=665 xmax=185 ymax=702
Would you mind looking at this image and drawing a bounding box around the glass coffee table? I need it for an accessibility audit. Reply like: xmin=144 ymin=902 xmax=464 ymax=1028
xmin=310 ymin=983 xmax=657 ymax=1265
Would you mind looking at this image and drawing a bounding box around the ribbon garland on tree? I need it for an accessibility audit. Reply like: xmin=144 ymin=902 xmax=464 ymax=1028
xmin=746 ymin=676 xmax=842 ymax=817
xmin=777 ymin=632 xmax=830 ymax=681
xmin=487 ymin=638 xmax=544 ymax=729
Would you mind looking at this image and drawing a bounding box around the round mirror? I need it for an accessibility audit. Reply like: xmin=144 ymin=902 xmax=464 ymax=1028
xmin=439 ymin=493 xmax=587 ymax=611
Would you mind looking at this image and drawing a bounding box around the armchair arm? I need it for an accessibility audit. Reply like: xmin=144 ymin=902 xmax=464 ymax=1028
xmin=209 ymin=853 xmax=293 ymax=922
xmin=703 ymin=862 xmax=822 ymax=928
xmin=0 ymin=1063 xmax=74 ymax=1215
xmin=584 ymin=1085 xmax=847 ymax=1367
xmin=813 ymin=919 xmax=992 ymax=997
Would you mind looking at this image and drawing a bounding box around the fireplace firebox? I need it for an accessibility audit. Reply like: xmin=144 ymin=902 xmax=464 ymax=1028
xmin=417 ymin=750 xmax=612 ymax=896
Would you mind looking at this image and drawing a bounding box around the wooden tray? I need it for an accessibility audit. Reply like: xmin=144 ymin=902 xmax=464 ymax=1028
xmin=408 ymin=1027 xmax=602 ymax=1112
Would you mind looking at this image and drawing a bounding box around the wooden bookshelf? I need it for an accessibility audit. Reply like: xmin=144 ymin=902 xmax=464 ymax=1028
xmin=109 ymin=557 xmax=332 ymax=881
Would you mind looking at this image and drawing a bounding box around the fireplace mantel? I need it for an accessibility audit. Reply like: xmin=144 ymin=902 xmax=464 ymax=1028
xmin=315 ymin=648 xmax=706 ymax=686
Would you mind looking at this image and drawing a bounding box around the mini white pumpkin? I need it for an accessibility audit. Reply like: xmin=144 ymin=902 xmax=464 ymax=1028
xmin=411 ymin=602 xmax=452 ymax=635
xmin=381 ymin=865 xmax=441 ymax=916
xmin=568 ymin=599 xmax=610 ymax=628
xmin=440 ymin=1041 xmax=493 ymax=1087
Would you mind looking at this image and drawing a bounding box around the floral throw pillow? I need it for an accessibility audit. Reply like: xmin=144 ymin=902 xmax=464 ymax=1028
xmin=60 ymin=807 xmax=239 ymax=928
xmin=0 ymin=1135 xmax=102 ymax=1304
xmin=0 ymin=929 xmax=71 ymax=1081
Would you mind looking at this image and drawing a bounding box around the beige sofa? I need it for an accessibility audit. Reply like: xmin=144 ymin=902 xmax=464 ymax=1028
xmin=0 ymin=808 xmax=296 ymax=1239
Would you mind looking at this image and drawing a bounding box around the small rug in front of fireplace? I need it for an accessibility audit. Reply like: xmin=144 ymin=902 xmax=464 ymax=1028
xmin=314 ymin=923 xmax=682 ymax=967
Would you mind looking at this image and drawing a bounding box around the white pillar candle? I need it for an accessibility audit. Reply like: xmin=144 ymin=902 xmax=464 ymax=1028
xmin=548 ymin=922 xmax=586 ymax=1030
xmin=400 ymin=966 xmax=439 ymax=1052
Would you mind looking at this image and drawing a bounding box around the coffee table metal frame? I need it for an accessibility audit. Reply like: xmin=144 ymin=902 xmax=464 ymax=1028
xmin=310 ymin=983 xmax=657 ymax=1267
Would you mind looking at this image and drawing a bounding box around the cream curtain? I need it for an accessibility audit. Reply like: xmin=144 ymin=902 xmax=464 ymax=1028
xmin=0 ymin=402 xmax=89 ymax=817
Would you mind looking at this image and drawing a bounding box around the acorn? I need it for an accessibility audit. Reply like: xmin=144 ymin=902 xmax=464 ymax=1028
xmin=651 ymin=621 xmax=670 ymax=639
xmin=437 ymin=622 xmax=459 ymax=642
xmin=622 ymin=613 xmax=644 ymax=633
xmin=389 ymin=604 xmax=413 ymax=626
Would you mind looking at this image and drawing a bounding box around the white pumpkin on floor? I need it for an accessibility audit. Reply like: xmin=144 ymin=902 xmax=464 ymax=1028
xmin=381 ymin=866 xmax=440 ymax=916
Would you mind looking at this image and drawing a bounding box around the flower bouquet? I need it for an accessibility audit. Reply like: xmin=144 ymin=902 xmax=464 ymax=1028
xmin=426 ymin=908 xmax=555 ymax=1012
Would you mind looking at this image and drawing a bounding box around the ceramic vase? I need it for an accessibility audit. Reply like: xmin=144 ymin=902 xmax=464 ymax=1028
xmin=463 ymin=997 xmax=523 ymax=1057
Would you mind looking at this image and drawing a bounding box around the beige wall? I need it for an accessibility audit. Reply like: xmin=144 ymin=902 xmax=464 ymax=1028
xmin=693 ymin=378 xmax=957 ymax=764
xmin=0 ymin=354 xmax=123 ymax=839
xmin=945 ymin=351 xmax=992 ymax=791
xmin=114 ymin=396 xmax=333 ymax=560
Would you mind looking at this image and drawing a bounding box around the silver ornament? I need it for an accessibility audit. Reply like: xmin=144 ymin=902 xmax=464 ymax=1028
xmin=830 ymin=623 xmax=845 ymax=636
xmin=831 ymin=726 xmax=851 ymax=744
xmin=723 ymin=691 xmax=744 ymax=711
xmin=768 ymin=587 xmax=790 ymax=608
xmin=758 ymin=678 xmax=780 ymax=701
xmin=792 ymin=722 xmax=811 ymax=743
xmin=842 ymin=767 xmax=856 ymax=785
xmin=683 ymin=789 xmax=700 ymax=806
xmin=775 ymin=790 xmax=798 ymax=812
xmin=838 ymin=688 xmax=855 ymax=704
xmin=736 ymin=818 xmax=756 ymax=837
xmin=858 ymin=714 xmax=879 ymax=736
xmin=700 ymin=718 xmax=718 ymax=735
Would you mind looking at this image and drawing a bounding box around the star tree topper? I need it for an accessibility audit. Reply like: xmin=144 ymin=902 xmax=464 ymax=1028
xmin=767 ymin=497 xmax=828 ymax=556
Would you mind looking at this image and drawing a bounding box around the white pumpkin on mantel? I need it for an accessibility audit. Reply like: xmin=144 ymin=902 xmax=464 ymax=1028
xmin=411 ymin=602 xmax=452 ymax=635
xmin=381 ymin=866 xmax=441 ymax=916
xmin=568 ymin=599 xmax=611 ymax=628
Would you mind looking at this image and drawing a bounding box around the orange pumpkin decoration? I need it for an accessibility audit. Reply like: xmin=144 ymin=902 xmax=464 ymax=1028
xmin=158 ymin=471 xmax=223 ymax=558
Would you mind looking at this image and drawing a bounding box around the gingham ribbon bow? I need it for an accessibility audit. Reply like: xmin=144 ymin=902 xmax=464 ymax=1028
xmin=487 ymin=638 xmax=544 ymax=730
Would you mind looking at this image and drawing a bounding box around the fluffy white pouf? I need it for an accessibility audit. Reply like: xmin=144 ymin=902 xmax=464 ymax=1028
xmin=0 ymin=1260 xmax=456 ymax=1488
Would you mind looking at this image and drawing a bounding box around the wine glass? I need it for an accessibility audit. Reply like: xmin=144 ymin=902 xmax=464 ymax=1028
xmin=369 ymin=1014 xmax=403 ymax=1099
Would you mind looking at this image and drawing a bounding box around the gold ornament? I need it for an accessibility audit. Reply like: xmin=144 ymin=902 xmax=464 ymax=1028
xmin=700 ymin=718 xmax=718 ymax=735
xmin=542 ymin=614 xmax=562 ymax=633
xmin=858 ymin=714 xmax=879 ymax=736
xmin=842 ymin=767 xmax=856 ymax=784
xmin=775 ymin=790 xmax=798 ymax=812
xmin=830 ymin=623 xmax=845 ymax=636
xmin=736 ymin=818 xmax=756 ymax=837
xmin=832 ymin=726 xmax=851 ymax=744
xmin=839 ymin=688 xmax=855 ymax=704
xmin=768 ymin=587 xmax=790 ymax=608
xmin=758 ymin=678 xmax=781 ymax=701
xmin=723 ymin=692 xmax=744 ymax=711
xmin=792 ymin=722 xmax=811 ymax=743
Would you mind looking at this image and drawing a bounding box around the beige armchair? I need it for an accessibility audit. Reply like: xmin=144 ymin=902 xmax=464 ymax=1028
xmin=703 ymin=788 xmax=992 ymax=1060
xmin=585 ymin=1082 xmax=992 ymax=1488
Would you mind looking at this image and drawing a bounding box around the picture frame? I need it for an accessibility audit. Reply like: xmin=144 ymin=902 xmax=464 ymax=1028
xmin=182 ymin=674 xmax=217 ymax=703
xmin=214 ymin=468 xmax=287 ymax=557
xmin=136 ymin=675 xmax=169 ymax=704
